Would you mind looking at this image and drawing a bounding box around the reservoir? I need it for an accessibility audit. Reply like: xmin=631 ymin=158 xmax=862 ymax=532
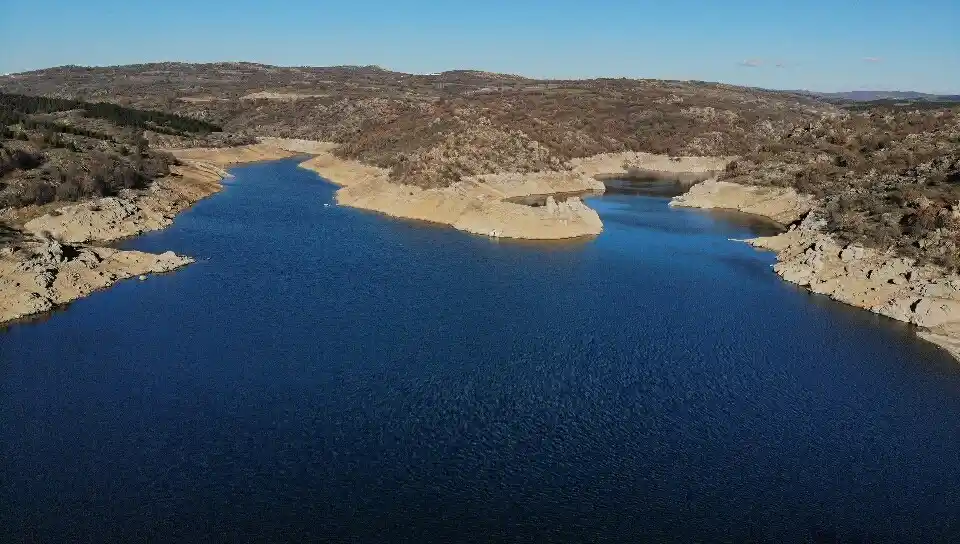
xmin=3 ymin=158 xmax=960 ymax=542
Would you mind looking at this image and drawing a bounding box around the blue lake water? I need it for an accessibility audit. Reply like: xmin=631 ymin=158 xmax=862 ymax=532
xmin=3 ymin=158 xmax=960 ymax=543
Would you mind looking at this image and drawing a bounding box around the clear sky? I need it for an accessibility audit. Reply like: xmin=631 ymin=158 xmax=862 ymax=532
xmin=2 ymin=0 xmax=958 ymax=93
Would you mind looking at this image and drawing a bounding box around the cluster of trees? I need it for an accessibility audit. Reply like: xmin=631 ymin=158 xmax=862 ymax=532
xmin=722 ymin=107 xmax=960 ymax=268
xmin=12 ymin=117 xmax=114 ymax=144
xmin=0 ymin=92 xmax=223 ymax=135
xmin=0 ymin=93 xmax=201 ymax=207
xmin=43 ymin=150 xmax=173 ymax=202
xmin=0 ymin=144 xmax=45 ymax=177
xmin=0 ymin=145 xmax=176 ymax=207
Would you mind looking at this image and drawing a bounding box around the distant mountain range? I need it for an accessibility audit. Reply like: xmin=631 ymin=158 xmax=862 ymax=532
xmin=791 ymin=90 xmax=960 ymax=102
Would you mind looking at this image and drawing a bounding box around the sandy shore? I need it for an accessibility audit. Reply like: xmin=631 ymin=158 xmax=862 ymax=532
xmin=0 ymin=142 xmax=300 ymax=325
xmin=671 ymin=179 xmax=960 ymax=362
xmin=9 ymin=135 xmax=956 ymax=363
xmin=299 ymin=152 xmax=605 ymax=240
xmin=299 ymin=147 xmax=730 ymax=240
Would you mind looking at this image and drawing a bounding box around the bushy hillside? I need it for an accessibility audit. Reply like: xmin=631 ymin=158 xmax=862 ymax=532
xmin=4 ymin=63 xmax=958 ymax=267
xmin=0 ymin=92 xmax=242 ymax=207
xmin=723 ymin=107 xmax=960 ymax=267
xmin=0 ymin=63 xmax=835 ymax=189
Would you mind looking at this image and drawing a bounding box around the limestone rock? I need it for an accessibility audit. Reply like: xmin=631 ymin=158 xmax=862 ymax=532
xmin=670 ymin=177 xmax=960 ymax=362
xmin=545 ymin=196 xmax=558 ymax=215
xmin=840 ymin=244 xmax=866 ymax=263
xmin=912 ymin=298 xmax=960 ymax=328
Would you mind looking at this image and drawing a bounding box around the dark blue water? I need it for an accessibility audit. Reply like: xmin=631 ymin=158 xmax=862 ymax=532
xmin=3 ymin=158 xmax=960 ymax=543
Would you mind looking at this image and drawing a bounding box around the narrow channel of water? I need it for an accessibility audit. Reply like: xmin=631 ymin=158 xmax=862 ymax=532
xmin=2 ymin=158 xmax=959 ymax=543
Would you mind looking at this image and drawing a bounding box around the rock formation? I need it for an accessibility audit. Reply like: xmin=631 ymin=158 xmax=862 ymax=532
xmin=673 ymin=179 xmax=960 ymax=362
xmin=1 ymin=142 xmax=300 ymax=325
xmin=0 ymin=238 xmax=191 ymax=324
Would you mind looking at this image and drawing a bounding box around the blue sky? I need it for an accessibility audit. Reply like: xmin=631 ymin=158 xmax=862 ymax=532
xmin=2 ymin=0 xmax=958 ymax=92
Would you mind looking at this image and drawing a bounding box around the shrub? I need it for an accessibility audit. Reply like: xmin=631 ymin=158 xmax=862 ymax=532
xmin=55 ymin=178 xmax=81 ymax=200
xmin=23 ymin=180 xmax=55 ymax=205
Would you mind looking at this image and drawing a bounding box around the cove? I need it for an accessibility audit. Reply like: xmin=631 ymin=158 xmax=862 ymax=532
xmin=3 ymin=158 xmax=960 ymax=543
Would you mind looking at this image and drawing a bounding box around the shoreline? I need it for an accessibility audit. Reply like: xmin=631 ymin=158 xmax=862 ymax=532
xmin=298 ymin=152 xmax=606 ymax=240
xmin=670 ymin=180 xmax=960 ymax=363
xmin=0 ymin=142 xmax=302 ymax=325
xmin=298 ymin=147 xmax=729 ymax=240
xmin=1 ymin=140 xmax=728 ymax=324
xmin=6 ymin=138 xmax=959 ymax=364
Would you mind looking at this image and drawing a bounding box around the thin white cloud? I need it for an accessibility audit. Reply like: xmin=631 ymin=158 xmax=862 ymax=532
xmin=863 ymin=57 xmax=883 ymax=63
xmin=739 ymin=59 xmax=763 ymax=67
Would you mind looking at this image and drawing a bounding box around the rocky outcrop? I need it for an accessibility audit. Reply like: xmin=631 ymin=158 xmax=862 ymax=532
xmin=751 ymin=216 xmax=960 ymax=330
xmin=24 ymin=195 xmax=178 ymax=244
xmin=0 ymin=238 xmax=191 ymax=324
xmin=1 ymin=142 xmax=301 ymax=325
xmin=673 ymin=180 xmax=960 ymax=362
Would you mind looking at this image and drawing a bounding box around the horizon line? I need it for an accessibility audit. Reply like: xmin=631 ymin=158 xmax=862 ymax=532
xmin=2 ymin=60 xmax=958 ymax=96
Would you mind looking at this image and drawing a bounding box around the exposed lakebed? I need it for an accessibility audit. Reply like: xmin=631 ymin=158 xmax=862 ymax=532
xmin=3 ymin=158 xmax=960 ymax=542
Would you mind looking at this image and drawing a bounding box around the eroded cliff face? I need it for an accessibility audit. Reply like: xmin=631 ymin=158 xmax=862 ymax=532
xmin=672 ymin=180 xmax=960 ymax=362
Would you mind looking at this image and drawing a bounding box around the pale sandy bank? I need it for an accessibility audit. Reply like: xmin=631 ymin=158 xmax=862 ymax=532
xmin=570 ymin=151 xmax=730 ymax=181
xmin=671 ymin=179 xmax=960 ymax=362
xmin=670 ymin=178 xmax=814 ymax=224
xmin=298 ymin=147 xmax=732 ymax=240
xmin=1 ymin=142 xmax=300 ymax=325
xmin=299 ymin=151 xmax=605 ymax=240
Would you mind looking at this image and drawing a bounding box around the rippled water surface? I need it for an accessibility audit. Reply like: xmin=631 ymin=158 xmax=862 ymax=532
xmin=3 ymin=158 xmax=960 ymax=543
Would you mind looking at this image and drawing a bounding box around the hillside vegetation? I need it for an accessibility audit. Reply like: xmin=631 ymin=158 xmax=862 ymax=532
xmin=2 ymin=63 xmax=959 ymax=267
xmin=723 ymin=107 xmax=960 ymax=267
xmin=0 ymin=92 xmax=242 ymax=208
xmin=0 ymin=63 xmax=834 ymax=188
